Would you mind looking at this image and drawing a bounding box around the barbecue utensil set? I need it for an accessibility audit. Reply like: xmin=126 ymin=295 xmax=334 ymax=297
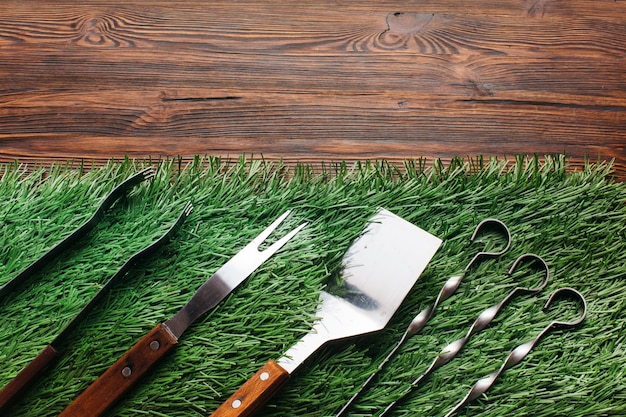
xmin=0 ymin=169 xmax=587 ymax=416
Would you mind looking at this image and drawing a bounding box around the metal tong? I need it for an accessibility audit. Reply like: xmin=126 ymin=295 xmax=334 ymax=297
xmin=444 ymin=287 xmax=587 ymax=416
xmin=379 ymin=253 xmax=550 ymax=416
xmin=336 ymin=219 xmax=511 ymax=417
xmin=0 ymin=202 xmax=193 ymax=412
xmin=0 ymin=167 xmax=155 ymax=299
xmin=59 ymin=210 xmax=306 ymax=417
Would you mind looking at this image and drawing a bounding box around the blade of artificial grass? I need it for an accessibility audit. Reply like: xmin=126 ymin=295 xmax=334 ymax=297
xmin=0 ymin=155 xmax=623 ymax=417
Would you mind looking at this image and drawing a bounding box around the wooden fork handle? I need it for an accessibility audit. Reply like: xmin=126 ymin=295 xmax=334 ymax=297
xmin=209 ymin=360 xmax=290 ymax=417
xmin=59 ymin=323 xmax=177 ymax=417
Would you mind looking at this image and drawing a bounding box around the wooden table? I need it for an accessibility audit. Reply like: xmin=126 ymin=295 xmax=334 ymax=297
xmin=1 ymin=1 xmax=624 ymax=178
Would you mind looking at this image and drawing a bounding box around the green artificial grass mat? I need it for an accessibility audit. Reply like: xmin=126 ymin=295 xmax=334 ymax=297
xmin=0 ymin=155 xmax=624 ymax=417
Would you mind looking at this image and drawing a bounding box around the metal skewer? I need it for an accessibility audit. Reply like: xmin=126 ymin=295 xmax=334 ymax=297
xmin=379 ymin=253 xmax=550 ymax=416
xmin=444 ymin=287 xmax=587 ymax=416
xmin=335 ymin=219 xmax=511 ymax=417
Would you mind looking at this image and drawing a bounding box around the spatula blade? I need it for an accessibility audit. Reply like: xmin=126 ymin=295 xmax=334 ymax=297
xmin=340 ymin=208 xmax=443 ymax=329
xmin=279 ymin=208 xmax=442 ymax=372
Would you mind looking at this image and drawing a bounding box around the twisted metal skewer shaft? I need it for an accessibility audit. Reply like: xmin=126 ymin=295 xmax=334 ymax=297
xmin=335 ymin=273 xmax=463 ymax=417
xmin=335 ymin=219 xmax=511 ymax=417
xmin=444 ymin=287 xmax=587 ymax=417
xmin=379 ymin=254 xmax=549 ymax=417
xmin=405 ymin=219 xmax=511 ymax=338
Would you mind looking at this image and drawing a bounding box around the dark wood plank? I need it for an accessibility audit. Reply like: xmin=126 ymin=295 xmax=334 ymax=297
xmin=0 ymin=1 xmax=624 ymax=178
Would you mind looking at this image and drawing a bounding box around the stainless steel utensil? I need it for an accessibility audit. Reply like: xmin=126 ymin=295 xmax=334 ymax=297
xmin=337 ymin=218 xmax=511 ymax=416
xmin=444 ymin=287 xmax=587 ymax=416
xmin=0 ymin=202 xmax=192 ymax=413
xmin=379 ymin=253 xmax=550 ymax=416
xmin=208 ymin=208 xmax=442 ymax=417
xmin=59 ymin=210 xmax=306 ymax=417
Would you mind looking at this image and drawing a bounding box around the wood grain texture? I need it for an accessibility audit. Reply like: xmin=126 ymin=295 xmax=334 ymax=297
xmin=58 ymin=323 xmax=178 ymax=417
xmin=0 ymin=344 xmax=60 ymax=413
xmin=0 ymin=1 xmax=624 ymax=178
xmin=208 ymin=361 xmax=290 ymax=417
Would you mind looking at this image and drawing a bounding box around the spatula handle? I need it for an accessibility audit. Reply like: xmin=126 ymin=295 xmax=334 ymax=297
xmin=209 ymin=360 xmax=290 ymax=417
xmin=0 ymin=344 xmax=61 ymax=412
xmin=59 ymin=323 xmax=177 ymax=417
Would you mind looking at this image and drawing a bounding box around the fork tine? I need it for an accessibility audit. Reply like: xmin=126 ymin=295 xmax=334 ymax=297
xmin=263 ymin=222 xmax=307 ymax=256
xmin=164 ymin=208 xmax=306 ymax=335
xmin=182 ymin=201 xmax=194 ymax=217
xmin=220 ymin=210 xmax=305 ymax=281
xmin=133 ymin=166 xmax=155 ymax=181
xmin=249 ymin=210 xmax=293 ymax=247
xmin=140 ymin=167 xmax=156 ymax=181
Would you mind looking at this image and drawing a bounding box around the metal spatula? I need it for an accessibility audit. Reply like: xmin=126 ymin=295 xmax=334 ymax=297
xmin=208 ymin=208 xmax=442 ymax=417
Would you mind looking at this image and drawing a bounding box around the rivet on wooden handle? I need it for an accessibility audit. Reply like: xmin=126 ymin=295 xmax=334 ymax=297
xmin=209 ymin=360 xmax=290 ymax=417
xmin=59 ymin=323 xmax=178 ymax=417
xmin=0 ymin=344 xmax=61 ymax=413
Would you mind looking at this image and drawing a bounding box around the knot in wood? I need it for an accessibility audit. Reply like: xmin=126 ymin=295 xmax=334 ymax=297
xmin=75 ymin=16 xmax=108 ymax=45
xmin=71 ymin=14 xmax=135 ymax=47
xmin=386 ymin=12 xmax=434 ymax=35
